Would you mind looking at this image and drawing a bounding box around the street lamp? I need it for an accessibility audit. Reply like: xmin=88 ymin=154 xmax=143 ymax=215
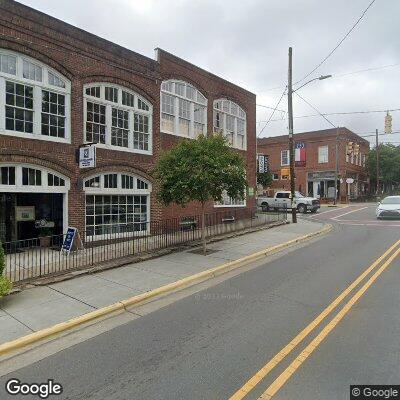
xmin=288 ymin=47 xmax=331 ymax=223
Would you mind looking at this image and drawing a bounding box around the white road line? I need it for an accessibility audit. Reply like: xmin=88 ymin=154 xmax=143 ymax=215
xmin=308 ymin=206 xmax=350 ymax=218
xmin=331 ymin=207 xmax=369 ymax=220
xmin=338 ymin=221 xmax=400 ymax=227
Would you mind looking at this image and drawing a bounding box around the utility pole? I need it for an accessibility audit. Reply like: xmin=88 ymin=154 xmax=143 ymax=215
xmin=287 ymin=47 xmax=297 ymax=223
xmin=375 ymin=128 xmax=380 ymax=196
xmin=334 ymin=127 xmax=339 ymax=205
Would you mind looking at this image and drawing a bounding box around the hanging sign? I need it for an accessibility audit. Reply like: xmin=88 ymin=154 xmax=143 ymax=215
xmin=15 ymin=206 xmax=35 ymax=222
xmin=258 ymin=155 xmax=269 ymax=173
xmin=79 ymin=145 xmax=96 ymax=168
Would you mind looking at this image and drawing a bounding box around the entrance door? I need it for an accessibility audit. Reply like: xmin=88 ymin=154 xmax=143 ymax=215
xmin=313 ymin=181 xmax=320 ymax=198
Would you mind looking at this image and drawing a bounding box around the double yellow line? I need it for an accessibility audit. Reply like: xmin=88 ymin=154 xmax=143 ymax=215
xmin=229 ymin=239 xmax=400 ymax=400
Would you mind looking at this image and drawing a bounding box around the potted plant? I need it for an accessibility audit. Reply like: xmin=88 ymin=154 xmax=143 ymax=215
xmin=38 ymin=227 xmax=53 ymax=248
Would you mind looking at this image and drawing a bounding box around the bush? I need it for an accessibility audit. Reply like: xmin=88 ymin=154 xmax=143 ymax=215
xmin=0 ymin=276 xmax=12 ymax=297
xmin=0 ymin=241 xmax=5 ymax=276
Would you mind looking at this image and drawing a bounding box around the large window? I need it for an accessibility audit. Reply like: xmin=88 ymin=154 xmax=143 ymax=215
xmin=213 ymin=99 xmax=246 ymax=150
xmin=0 ymin=50 xmax=70 ymax=142
xmin=160 ymin=80 xmax=207 ymax=138
xmin=84 ymin=172 xmax=151 ymax=237
xmin=84 ymin=84 xmax=152 ymax=154
xmin=215 ymin=190 xmax=246 ymax=207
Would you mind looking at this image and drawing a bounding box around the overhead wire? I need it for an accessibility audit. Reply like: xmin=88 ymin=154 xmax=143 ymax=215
xmin=257 ymin=87 xmax=287 ymax=137
xmin=294 ymin=0 xmax=377 ymax=86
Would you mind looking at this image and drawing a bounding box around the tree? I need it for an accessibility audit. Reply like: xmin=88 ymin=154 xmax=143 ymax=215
xmin=367 ymin=144 xmax=400 ymax=193
xmin=153 ymin=134 xmax=247 ymax=254
xmin=0 ymin=242 xmax=12 ymax=297
xmin=257 ymin=171 xmax=273 ymax=188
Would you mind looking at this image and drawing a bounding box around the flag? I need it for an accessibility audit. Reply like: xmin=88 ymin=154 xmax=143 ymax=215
xmin=295 ymin=142 xmax=306 ymax=166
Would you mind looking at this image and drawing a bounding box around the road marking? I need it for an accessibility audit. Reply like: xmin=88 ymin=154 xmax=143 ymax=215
xmin=258 ymin=245 xmax=400 ymax=400
xmin=228 ymin=239 xmax=400 ymax=400
xmin=331 ymin=206 xmax=369 ymax=220
xmin=307 ymin=206 xmax=350 ymax=218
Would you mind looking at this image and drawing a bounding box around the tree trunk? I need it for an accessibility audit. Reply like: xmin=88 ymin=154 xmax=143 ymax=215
xmin=201 ymin=202 xmax=206 ymax=255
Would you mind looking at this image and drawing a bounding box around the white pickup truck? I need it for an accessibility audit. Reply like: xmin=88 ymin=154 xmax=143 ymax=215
xmin=257 ymin=191 xmax=320 ymax=214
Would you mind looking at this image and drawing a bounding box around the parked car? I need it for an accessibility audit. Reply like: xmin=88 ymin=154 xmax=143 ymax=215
xmin=257 ymin=191 xmax=320 ymax=213
xmin=376 ymin=196 xmax=400 ymax=219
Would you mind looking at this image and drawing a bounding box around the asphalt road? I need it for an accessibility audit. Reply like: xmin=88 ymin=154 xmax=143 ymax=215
xmin=1 ymin=204 xmax=400 ymax=400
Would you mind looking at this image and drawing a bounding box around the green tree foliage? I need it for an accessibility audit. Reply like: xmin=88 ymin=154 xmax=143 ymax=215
xmin=0 ymin=242 xmax=4 ymax=276
xmin=257 ymin=171 xmax=273 ymax=188
xmin=367 ymin=144 xmax=400 ymax=192
xmin=0 ymin=242 xmax=12 ymax=297
xmin=153 ymin=134 xmax=247 ymax=254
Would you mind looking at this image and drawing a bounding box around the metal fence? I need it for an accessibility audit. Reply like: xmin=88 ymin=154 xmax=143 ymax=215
xmin=3 ymin=207 xmax=286 ymax=284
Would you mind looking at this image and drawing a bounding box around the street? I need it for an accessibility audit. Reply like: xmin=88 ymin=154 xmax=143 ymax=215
xmin=1 ymin=204 xmax=399 ymax=400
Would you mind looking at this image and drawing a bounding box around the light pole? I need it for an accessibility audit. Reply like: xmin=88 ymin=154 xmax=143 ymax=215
xmin=287 ymin=46 xmax=331 ymax=223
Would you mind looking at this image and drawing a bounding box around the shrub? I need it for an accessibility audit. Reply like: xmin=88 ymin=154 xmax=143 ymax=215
xmin=0 ymin=276 xmax=12 ymax=297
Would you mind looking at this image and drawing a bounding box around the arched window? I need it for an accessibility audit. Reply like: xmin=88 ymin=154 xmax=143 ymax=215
xmin=0 ymin=164 xmax=70 ymax=192
xmin=83 ymin=172 xmax=151 ymax=237
xmin=0 ymin=50 xmax=71 ymax=142
xmin=160 ymin=79 xmax=207 ymax=138
xmin=213 ymin=99 xmax=246 ymax=150
xmin=83 ymin=83 xmax=152 ymax=155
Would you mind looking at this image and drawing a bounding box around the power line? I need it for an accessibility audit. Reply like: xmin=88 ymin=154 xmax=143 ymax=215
xmin=335 ymin=62 xmax=400 ymax=78
xmin=294 ymin=0 xmax=377 ymax=86
xmin=256 ymin=103 xmax=286 ymax=113
xmin=293 ymin=92 xmax=337 ymax=129
xmin=260 ymin=62 xmax=400 ymax=93
xmin=257 ymin=87 xmax=287 ymax=137
xmin=256 ymin=107 xmax=400 ymax=123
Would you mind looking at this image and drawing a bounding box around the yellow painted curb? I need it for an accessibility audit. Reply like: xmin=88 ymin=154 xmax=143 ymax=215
xmin=0 ymin=224 xmax=332 ymax=357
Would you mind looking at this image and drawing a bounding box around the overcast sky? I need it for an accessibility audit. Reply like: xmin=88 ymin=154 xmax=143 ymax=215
xmin=18 ymin=0 xmax=400 ymax=146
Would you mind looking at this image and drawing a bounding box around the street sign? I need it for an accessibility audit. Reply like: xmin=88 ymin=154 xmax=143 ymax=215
xmin=79 ymin=145 xmax=96 ymax=168
xmin=346 ymin=178 xmax=354 ymax=184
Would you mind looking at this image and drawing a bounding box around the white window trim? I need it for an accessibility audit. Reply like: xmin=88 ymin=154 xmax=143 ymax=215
xmin=0 ymin=49 xmax=71 ymax=144
xmin=0 ymin=163 xmax=70 ymax=193
xmin=318 ymin=145 xmax=329 ymax=164
xmin=83 ymin=172 xmax=151 ymax=240
xmin=213 ymin=99 xmax=247 ymax=151
xmin=272 ymin=173 xmax=279 ymax=181
xmin=160 ymin=79 xmax=207 ymax=139
xmin=83 ymin=83 xmax=153 ymax=155
xmin=281 ymin=150 xmax=290 ymax=166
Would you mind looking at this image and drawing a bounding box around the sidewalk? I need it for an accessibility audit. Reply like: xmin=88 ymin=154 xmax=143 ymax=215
xmin=0 ymin=219 xmax=326 ymax=345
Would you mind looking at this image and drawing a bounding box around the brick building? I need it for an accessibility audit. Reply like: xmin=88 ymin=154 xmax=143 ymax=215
xmin=257 ymin=128 xmax=370 ymax=202
xmin=0 ymin=0 xmax=256 ymax=242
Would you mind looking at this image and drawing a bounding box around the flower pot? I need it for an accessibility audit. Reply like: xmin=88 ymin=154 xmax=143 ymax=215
xmin=39 ymin=236 xmax=51 ymax=248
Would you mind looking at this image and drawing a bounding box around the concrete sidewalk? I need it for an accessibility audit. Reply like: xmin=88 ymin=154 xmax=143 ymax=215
xmin=0 ymin=219 xmax=326 ymax=344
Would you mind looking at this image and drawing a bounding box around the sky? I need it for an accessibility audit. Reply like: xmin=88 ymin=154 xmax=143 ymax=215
xmin=18 ymin=0 xmax=400 ymax=146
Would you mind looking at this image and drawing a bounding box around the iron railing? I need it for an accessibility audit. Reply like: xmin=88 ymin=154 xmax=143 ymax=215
xmin=3 ymin=207 xmax=287 ymax=283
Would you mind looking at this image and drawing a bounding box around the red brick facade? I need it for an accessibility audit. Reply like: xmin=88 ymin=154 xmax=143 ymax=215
xmin=257 ymin=128 xmax=370 ymax=202
xmin=0 ymin=0 xmax=256 ymax=240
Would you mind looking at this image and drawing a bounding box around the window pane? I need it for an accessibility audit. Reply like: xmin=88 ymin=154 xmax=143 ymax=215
xmin=111 ymin=108 xmax=129 ymax=148
xmin=22 ymin=60 xmax=42 ymax=82
xmin=0 ymin=54 xmax=17 ymax=75
xmin=86 ymin=102 xmax=106 ymax=144
xmin=41 ymin=90 xmax=66 ymax=138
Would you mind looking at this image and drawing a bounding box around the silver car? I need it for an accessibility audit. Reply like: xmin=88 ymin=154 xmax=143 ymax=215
xmin=376 ymin=196 xmax=400 ymax=219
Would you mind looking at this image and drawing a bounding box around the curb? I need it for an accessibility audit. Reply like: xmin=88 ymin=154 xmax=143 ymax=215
xmin=0 ymin=223 xmax=332 ymax=357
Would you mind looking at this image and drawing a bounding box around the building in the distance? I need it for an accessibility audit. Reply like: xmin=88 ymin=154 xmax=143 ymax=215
xmin=0 ymin=0 xmax=256 ymax=243
xmin=257 ymin=128 xmax=370 ymax=202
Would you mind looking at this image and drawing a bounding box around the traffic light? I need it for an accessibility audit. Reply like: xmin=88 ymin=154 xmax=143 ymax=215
xmin=385 ymin=112 xmax=392 ymax=134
